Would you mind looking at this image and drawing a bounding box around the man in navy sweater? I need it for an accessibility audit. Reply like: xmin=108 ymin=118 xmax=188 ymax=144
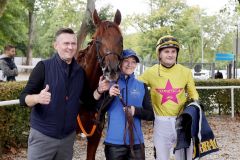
xmin=20 ymin=28 xmax=93 ymax=160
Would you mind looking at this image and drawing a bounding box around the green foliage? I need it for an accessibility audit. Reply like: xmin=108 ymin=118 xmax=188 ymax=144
xmin=0 ymin=0 xmax=90 ymax=58
xmin=0 ymin=0 xmax=28 ymax=54
xmin=123 ymin=0 xmax=193 ymax=64
xmin=84 ymin=5 xmax=118 ymax=45
xmin=0 ymin=0 xmax=239 ymax=67
xmin=123 ymin=0 xmax=240 ymax=67
xmin=0 ymin=0 xmax=8 ymax=17
xmin=0 ymin=81 xmax=29 ymax=155
xmin=174 ymin=7 xmax=202 ymax=64
xmin=195 ymin=79 xmax=240 ymax=115
xmin=33 ymin=0 xmax=86 ymax=58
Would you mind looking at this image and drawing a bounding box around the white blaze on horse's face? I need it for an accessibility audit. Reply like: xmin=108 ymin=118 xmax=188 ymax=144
xmin=99 ymin=35 xmax=122 ymax=81
xmin=54 ymin=33 xmax=77 ymax=64
xmin=102 ymin=60 xmax=120 ymax=82
xmin=93 ymin=9 xmax=123 ymax=82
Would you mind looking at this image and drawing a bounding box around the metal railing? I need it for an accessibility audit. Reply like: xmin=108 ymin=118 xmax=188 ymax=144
xmin=1 ymin=86 xmax=240 ymax=118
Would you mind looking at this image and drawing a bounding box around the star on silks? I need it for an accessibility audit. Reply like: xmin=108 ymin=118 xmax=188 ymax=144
xmin=155 ymin=80 xmax=183 ymax=104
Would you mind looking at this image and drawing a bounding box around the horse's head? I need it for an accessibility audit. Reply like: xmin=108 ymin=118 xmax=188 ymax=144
xmin=92 ymin=9 xmax=123 ymax=82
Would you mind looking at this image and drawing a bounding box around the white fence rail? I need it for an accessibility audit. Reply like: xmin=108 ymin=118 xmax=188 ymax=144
xmin=17 ymin=65 xmax=35 ymax=69
xmin=0 ymin=99 xmax=19 ymax=106
xmin=1 ymin=86 xmax=240 ymax=118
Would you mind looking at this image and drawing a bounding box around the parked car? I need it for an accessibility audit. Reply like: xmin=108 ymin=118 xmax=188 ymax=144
xmin=192 ymin=69 xmax=211 ymax=80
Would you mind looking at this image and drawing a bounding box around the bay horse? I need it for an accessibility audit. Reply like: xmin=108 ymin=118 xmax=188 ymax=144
xmin=76 ymin=9 xmax=123 ymax=160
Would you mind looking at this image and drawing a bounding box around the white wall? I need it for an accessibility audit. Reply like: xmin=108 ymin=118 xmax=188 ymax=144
xmin=14 ymin=57 xmax=42 ymax=73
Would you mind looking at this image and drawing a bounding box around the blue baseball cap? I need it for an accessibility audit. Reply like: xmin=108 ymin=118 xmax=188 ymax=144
xmin=122 ymin=49 xmax=140 ymax=63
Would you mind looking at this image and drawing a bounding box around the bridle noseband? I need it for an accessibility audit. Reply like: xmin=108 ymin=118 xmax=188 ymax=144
xmin=94 ymin=37 xmax=122 ymax=68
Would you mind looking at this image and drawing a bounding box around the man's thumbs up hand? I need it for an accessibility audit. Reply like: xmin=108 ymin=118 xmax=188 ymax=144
xmin=36 ymin=84 xmax=51 ymax=105
xmin=43 ymin=84 xmax=49 ymax=92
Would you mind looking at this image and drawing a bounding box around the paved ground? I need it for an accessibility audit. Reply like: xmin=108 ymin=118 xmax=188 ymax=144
xmin=2 ymin=115 xmax=240 ymax=160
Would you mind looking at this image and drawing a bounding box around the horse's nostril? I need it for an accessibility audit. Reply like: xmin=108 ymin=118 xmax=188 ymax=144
xmin=110 ymin=71 xmax=116 ymax=76
xmin=106 ymin=66 xmax=110 ymax=72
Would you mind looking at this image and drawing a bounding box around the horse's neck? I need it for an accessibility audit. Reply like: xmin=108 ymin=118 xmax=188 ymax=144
xmin=78 ymin=46 xmax=102 ymax=91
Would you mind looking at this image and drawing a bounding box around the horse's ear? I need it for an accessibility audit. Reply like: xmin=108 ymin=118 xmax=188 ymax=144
xmin=114 ymin=9 xmax=121 ymax=25
xmin=93 ymin=9 xmax=101 ymax=26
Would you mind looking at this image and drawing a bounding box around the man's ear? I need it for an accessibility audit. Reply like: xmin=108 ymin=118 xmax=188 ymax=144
xmin=53 ymin=42 xmax=57 ymax=50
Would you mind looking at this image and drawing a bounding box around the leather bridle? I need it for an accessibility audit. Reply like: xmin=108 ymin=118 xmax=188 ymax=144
xmin=94 ymin=37 xmax=122 ymax=69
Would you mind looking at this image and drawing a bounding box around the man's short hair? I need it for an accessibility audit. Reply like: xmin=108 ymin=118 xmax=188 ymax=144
xmin=4 ymin=45 xmax=15 ymax=51
xmin=55 ymin=28 xmax=75 ymax=41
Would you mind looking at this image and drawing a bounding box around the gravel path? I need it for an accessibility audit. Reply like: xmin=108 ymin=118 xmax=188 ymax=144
xmin=2 ymin=115 xmax=240 ymax=160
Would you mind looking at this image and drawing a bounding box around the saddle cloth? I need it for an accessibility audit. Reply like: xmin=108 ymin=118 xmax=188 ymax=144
xmin=174 ymin=102 xmax=219 ymax=159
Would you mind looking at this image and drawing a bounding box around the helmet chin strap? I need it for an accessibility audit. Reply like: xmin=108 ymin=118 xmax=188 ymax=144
xmin=160 ymin=62 xmax=176 ymax=68
xmin=158 ymin=56 xmax=177 ymax=69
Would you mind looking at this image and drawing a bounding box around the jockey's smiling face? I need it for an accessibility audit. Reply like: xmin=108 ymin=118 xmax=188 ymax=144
xmin=54 ymin=33 xmax=77 ymax=64
xmin=159 ymin=47 xmax=177 ymax=67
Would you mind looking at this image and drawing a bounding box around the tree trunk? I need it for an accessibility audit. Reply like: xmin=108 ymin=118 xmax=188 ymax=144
xmin=0 ymin=0 xmax=8 ymax=17
xmin=77 ymin=0 xmax=96 ymax=51
xmin=188 ymin=45 xmax=193 ymax=67
xmin=26 ymin=10 xmax=34 ymax=66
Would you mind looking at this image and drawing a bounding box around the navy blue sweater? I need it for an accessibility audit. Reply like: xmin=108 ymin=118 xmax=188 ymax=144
xmin=20 ymin=54 xmax=93 ymax=139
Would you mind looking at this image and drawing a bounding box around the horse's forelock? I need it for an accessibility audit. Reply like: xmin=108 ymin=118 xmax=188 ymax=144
xmin=93 ymin=21 xmax=121 ymax=38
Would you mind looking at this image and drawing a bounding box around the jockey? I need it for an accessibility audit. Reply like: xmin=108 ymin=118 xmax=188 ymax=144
xmin=138 ymin=35 xmax=199 ymax=160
